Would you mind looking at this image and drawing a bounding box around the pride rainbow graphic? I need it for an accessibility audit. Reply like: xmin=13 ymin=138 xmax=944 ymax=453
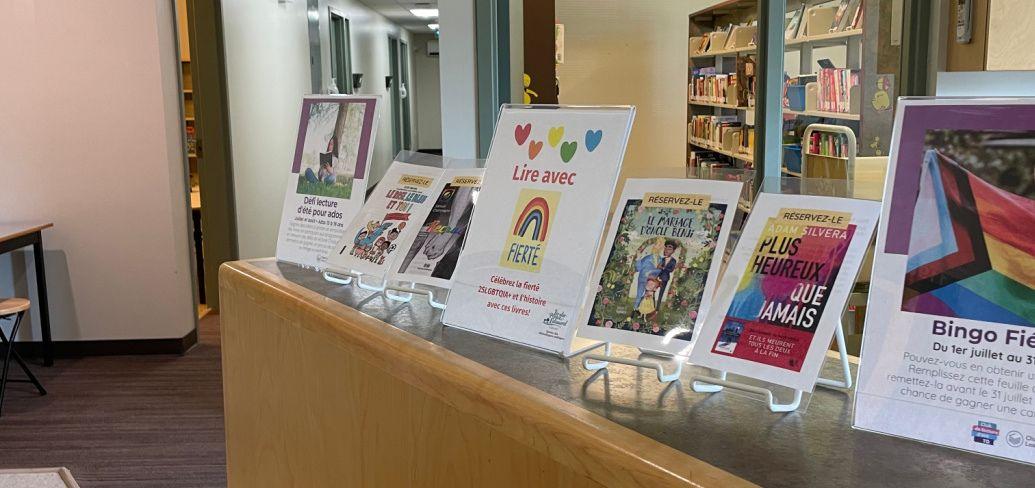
xmin=513 ymin=197 xmax=551 ymax=241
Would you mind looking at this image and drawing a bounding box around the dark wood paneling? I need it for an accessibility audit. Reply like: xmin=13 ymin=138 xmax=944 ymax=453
xmin=946 ymin=0 xmax=989 ymax=71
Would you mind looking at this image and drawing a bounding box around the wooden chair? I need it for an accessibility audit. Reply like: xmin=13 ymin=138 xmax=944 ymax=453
xmin=0 ymin=298 xmax=47 ymax=415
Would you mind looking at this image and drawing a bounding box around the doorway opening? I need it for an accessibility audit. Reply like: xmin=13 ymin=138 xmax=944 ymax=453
xmin=329 ymin=9 xmax=353 ymax=94
xmin=176 ymin=0 xmax=238 ymax=319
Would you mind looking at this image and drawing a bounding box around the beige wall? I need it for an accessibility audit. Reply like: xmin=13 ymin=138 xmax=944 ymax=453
xmin=413 ymin=34 xmax=442 ymax=150
xmin=0 ymin=0 xmax=195 ymax=340
xmin=986 ymin=0 xmax=1035 ymax=70
xmin=222 ymin=0 xmax=413 ymax=259
xmin=555 ymin=0 xmax=721 ymax=183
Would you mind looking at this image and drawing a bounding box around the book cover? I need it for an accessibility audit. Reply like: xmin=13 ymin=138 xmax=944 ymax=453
xmin=325 ymin=161 xmax=446 ymax=278
xmin=390 ymin=168 xmax=485 ymax=289
xmin=577 ymin=178 xmax=743 ymax=353
xmin=442 ymin=106 xmax=635 ymax=354
xmin=689 ymin=192 xmax=879 ymax=391
xmin=275 ymin=95 xmax=380 ymax=268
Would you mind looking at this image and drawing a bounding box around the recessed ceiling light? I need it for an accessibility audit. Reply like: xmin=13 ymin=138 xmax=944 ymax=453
xmin=428 ymin=23 xmax=439 ymax=30
xmin=410 ymin=8 xmax=438 ymax=18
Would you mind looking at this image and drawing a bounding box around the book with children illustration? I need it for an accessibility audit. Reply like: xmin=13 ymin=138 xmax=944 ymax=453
xmin=325 ymin=161 xmax=445 ymax=278
xmin=442 ymin=105 xmax=636 ymax=355
xmin=390 ymin=168 xmax=485 ymax=289
xmin=276 ymin=95 xmax=381 ymax=268
xmin=577 ymin=178 xmax=743 ymax=354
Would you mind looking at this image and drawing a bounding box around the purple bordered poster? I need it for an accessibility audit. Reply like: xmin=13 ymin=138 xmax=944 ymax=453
xmin=275 ymin=95 xmax=380 ymax=268
xmin=855 ymin=98 xmax=1035 ymax=465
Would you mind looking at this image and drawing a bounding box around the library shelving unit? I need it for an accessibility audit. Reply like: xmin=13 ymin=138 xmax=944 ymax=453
xmin=688 ymin=0 xmax=885 ymax=179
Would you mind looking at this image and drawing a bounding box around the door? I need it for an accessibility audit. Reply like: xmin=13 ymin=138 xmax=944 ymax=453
xmin=388 ymin=36 xmax=402 ymax=156
xmin=329 ymin=9 xmax=352 ymax=94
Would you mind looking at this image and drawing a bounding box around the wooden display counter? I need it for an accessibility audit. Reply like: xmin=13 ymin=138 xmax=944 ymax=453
xmin=220 ymin=259 xmax=1032 ymax=488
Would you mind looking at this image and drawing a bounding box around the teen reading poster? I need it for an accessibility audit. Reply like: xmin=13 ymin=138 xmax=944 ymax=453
xmin=443 ymin=105 xmax=635 ymax=354
xmin=855 ymin=99 xmax=1035 ymax=464
xmin=577 ymin=179 xmax=743 ymax=354
xmin=390 ymin=169 xmax=485 ymax=289
xmin=325 ymin=162 xmax=443 ymax=278
xmin=689 ymin=192 xmax=879 ymax=391
xmin=276 ymin=95 xmax=380 ymax=268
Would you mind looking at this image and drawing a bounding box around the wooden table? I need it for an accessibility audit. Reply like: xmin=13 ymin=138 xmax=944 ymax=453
xmin=0 ymin=222 xmax=54 ymax=366
xmin=220 ymin=259 xmax=1035 ymax=488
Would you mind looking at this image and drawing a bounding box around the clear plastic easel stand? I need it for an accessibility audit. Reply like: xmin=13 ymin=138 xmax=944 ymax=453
xmin=582 ymin=342 xmax=686 ymax=383
xmin=686 ymin=176 xmax=874 ymax=413
xmin=322 ymin=269 xmax=387 ymax=292
xmin=378 ymin=150 xmax=484 ymax=310
xmin=689 ymin=323 xmax=853 ymax=412
xmin=384 ymin=282 xmax=448 ymax=310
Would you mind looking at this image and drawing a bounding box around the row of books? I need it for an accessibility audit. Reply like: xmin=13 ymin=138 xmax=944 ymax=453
xmin=689 ymin=22 xmax=757 ymax=55
xmin=785 ymin=0 xmax=863 ymax=40
xmin=818 ymin=68 xmax=860 ymax=114
xmin=687 ymin=150 xmax=734 ymax=171
xmin=687 ymin=115 xmax=755 ymax=162
xmin=689 ymin=69 xmax=736 ymax=104
xmin=807 ymin=131 xmax=851 ymax=159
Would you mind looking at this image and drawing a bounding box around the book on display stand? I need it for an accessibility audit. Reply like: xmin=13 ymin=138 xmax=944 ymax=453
xmin=686 ymin=176 xmax=880 ymax=412
xmin=576 ymin=176 xmax=744 ymax=382
xmin=321 ymin=152 xmax=484 ymax=309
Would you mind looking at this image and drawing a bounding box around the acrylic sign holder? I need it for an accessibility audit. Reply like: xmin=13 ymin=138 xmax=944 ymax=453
xmin=580 ymin=167 xmax=757 ymax=386
xmin=687 ymin=176 xmax=877 ymax=413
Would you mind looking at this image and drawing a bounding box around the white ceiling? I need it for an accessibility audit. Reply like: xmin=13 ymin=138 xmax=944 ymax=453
xmin=359 ymin=0 xmax=439 ymax=34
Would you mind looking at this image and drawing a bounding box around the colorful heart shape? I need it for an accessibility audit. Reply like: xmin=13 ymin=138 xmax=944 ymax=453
xmin=548 ymin=126 xmax=565 ymax=147
xmin=528 ymin=140 xmax=543 ymax=160
xmin=514 ymin=123 xmax=531 ymax=145
xmin=560 ymin=141 xmax=578 ymax=163
xmin=585 ymin=130 xmax=603 ymax=152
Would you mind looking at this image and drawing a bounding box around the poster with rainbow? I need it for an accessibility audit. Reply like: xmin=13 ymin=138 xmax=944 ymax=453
xmin=689 ymin=192 xmax=879 ymax=391
xmin=443 ymin=105 xmax=635 ymax=354
xmin=854 ymin=98 xmax=1035 ymax=465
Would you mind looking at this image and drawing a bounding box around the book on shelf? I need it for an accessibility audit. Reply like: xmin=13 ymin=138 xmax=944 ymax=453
xmin=785 ymin=4 xmax=806 ymax=40
xmin=689 ymin=115 xmax=740 ymax=147
xmin=850 ymin=0 xmax=864 ymax=30
xmin=830 ymin=0 xmax=851 ymax=32
xmin=808 ymin=131 xmax=851 ymax=158
xmin=689 ymin=68 xmax=733 ymax=104
xmin=818 ymin=68 xmax=860 ymax=114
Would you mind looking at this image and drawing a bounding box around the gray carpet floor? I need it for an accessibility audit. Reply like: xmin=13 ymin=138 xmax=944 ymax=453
xmin=0 ymin=315 xmax=226 ymax=487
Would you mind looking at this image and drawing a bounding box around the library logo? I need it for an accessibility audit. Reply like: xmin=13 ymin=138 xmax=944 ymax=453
xmin=1007 ymin=430 xmax=1024 ymax=448
xmin=542 ymin=309 xmax=569 ymax=328
xmin=500 ymin=189 xmax=560 ymax=273
xmin=971 ymin=421 xmax=1000 ymax=446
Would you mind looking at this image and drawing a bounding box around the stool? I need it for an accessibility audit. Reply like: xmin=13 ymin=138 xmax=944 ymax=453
xmin=0 ymin=298 xmax=47 ymax=416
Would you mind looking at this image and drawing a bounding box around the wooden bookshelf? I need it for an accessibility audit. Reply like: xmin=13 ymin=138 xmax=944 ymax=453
xmin=783 ymin=108 xmax=860 ymax=120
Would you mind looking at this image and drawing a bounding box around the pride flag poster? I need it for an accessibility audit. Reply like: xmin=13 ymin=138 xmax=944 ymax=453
xmin=690 ymin=192 xmax=879 ymax=391
xmin=855 ymin=99 xmax=1035 ymax=465
xmin=443 ymin=105 xmax=635 ymax=354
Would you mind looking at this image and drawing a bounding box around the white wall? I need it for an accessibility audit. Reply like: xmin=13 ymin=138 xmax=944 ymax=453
xmin=0 ymin=0 xmax=195 ymax=341
xmin=555 ymin=0 xmax=721 ymax=182
xmin=987 ymin=0 xmax=1035 ymax=71
xmin=413 ymin=34 xmax=443 ymax=150
xmin=439 ymin=0 xmax=479 ymax=158
xmin=222 ymin=0 xmax=413 ymax=259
